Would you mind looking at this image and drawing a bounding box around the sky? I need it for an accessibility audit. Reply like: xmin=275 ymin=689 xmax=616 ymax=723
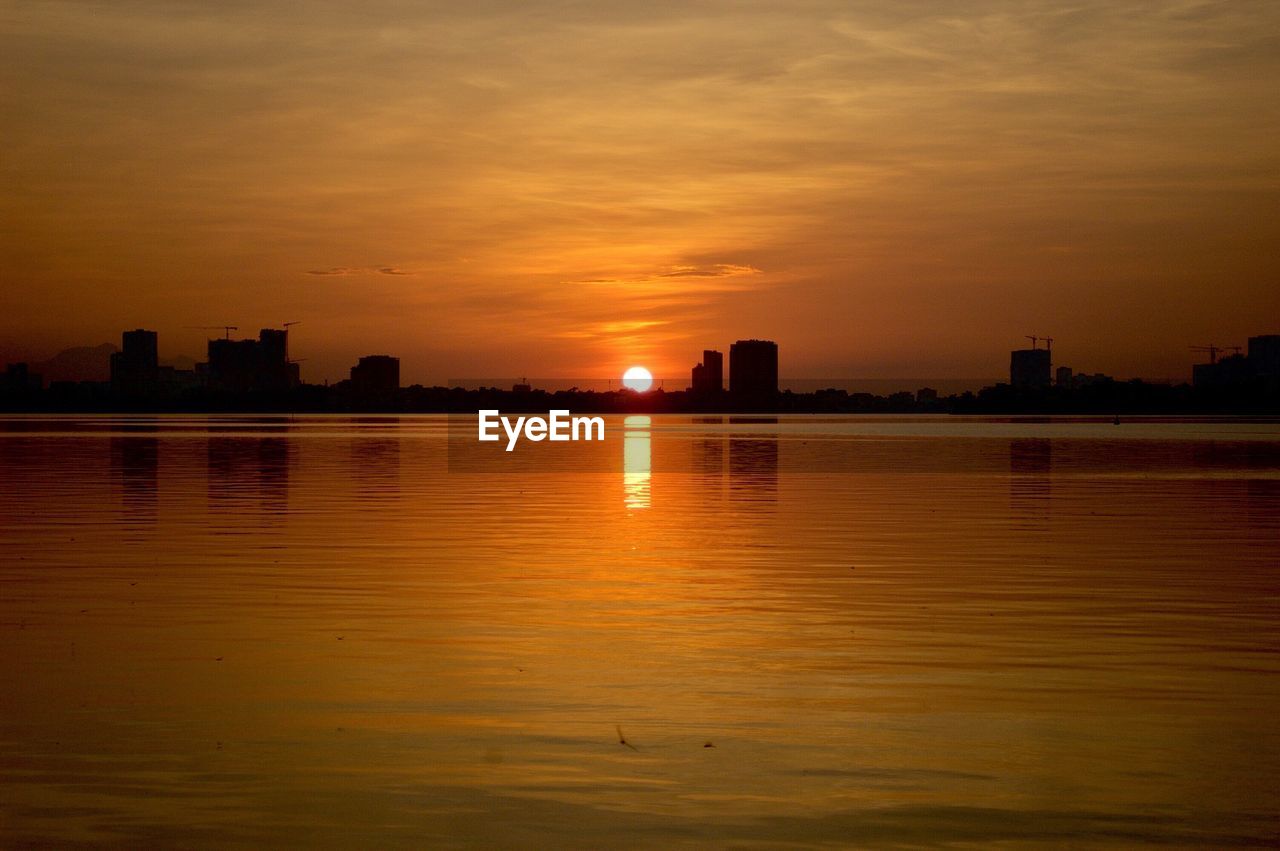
xmin=2 ymin=0 xmax=1278 ymax=384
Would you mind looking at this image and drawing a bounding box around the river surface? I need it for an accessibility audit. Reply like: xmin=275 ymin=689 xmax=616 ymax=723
xmin=1 ymin=415 xmax=1278 ymax=848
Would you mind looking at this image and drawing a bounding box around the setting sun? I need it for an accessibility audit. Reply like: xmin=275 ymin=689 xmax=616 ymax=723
xmin=622 ymin=366 xmax=653 ymax=392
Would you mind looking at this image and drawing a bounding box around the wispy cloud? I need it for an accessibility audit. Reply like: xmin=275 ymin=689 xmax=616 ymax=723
xmin=658 ymin=264 xmax=761 ymax=278
xmin=4 ymin=1 xmax=1277 ymax=379
xmin=568 ymin=264 xmax=763 ymax=285
xmin=305 ymin=266 xmax=415 ymax=276
xmin=557 ymin=319 xmax=669 ymax=340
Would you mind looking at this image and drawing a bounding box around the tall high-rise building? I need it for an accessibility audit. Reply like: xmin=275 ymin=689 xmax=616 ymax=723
xmin=255 ymin=328 xmax=298 ymax=394
xmin=122 ymin=329 xmax=158 ymax=368
xmin=206 ymin=328 xmax=298 ymax=394
xmin=691 ymin=349 xmax=723 ymax=394
xmin=729 ymin=340 xmax=778 ymax=398
xmin=1191 ymin=334 xmax=1279 ymax=389
xmin=1249 ymin=335 xmax=1280 ymax=376
xmin=207 ymin=338 xmax=259 ymax=394
xmin=702 ymin=349 xmax=723 ymax=392
xmin=258 ymin=328 xmax=287 ymax=366
xmin=350 ymin=355 xmax=400 ymax=397
xmin=1193 ymin=353 xmax=1251 ymax=388
xmin=3 ymin=362 xmax=42 ymax=393
xmin=110 ymin=328 xmax=159 ymax=397
xmin=1010 ymin=348 xmax=1051 ymax=388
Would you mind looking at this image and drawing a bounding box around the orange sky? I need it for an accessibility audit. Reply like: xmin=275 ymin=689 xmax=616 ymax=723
xmin=3 ymin=1 xmax=1278 ymax=384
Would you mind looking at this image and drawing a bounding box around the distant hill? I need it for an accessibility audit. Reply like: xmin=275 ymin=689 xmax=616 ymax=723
xmin=30 ymin=345 xmax=199 ymax=383
xmin=33 ymin=343 xmax=117 ymax=382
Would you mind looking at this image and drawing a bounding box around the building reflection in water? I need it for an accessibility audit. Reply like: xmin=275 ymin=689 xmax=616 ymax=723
xmin=692 ymin=417 xmax=726 ymax=478
xmin=1244 ymin=443 xmax=1280 ymax=534
xmin=111 ymin=431 xmax=159 ymax=524
xmin=1245 ymin=480 xmax=1280 ymax=548
xmin=207 ymin=434 xmax=292 ymax=520
xmin=728 ymin=417 xmax=778 ymax=506
xmin=1009 ymin=438 xmax=1051 ymax=527
xmin=257 ymin=438 xmax=290 ymax=515
xmin=623 ymin=415 xmax=651 ymax=510
xmin=351 ymin=420 xmax=401 ymax=508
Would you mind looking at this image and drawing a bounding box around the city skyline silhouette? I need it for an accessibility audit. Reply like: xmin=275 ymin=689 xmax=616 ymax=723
xmin=3 ymin=2 xmax=1280 ymax=847
xmin=4 ymin=5 xmax=1278 ymax=382
xmin=4 ymin=323 xmax=1279 ymax=413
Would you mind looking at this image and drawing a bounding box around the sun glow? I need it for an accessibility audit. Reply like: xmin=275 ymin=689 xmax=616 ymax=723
xmin=622 ymin=366 xmax=653 ymax=392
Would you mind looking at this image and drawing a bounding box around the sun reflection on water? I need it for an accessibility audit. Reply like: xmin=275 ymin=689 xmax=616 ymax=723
xmin=622 ymin=415 xmax=651 ymax=509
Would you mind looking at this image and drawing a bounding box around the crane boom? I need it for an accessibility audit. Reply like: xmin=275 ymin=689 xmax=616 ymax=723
xmin=185 ymin=325 xmax=239 ymax=339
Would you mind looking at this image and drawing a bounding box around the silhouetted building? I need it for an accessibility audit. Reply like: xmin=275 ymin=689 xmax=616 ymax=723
xmin=888 ymin=391 xmax=914 ymax=407
xmin=1249 ymin=335 xmax=1280 ymax=377
xmin=1073 ymin=372 xmax=1114 ymax=388
xmin=691 ymin=349 xmax=723 ymax=394
xmin=207 ymin=338 xmax=259 ymax=394
xmin=123 ymin=328 xmax=158 ymax=365
xmin=1190 ymin=334 xmax=1280 ymax=390
xmin=3 ymin=362 xmax=42 ymax=393
xmin=351 ymin=355 xmax=400 ymax=397
xmin=158 ymin=364 xmax=200 ymax=395
xmin=206 ymin=328 xmax=299 ymax=395
xmin=729 ymin=340 xmax=778 ymax=398
xmin=259 ymin=328 xmax=287 ymax=366
xmin=1010 ymin=348 xmax=1051 ymax=388
xmin=110 ymin=328 xmax=159 ymax=397
xmin=916 ymin=386 xmax=938 ymax=403
xmin=1056 ymin=366 xmax=1073 ymax=387
xmin=1193 ymin=353 xmax=1251 ymax=389
xmin=706 ymin=350 xmax=723 ymax=391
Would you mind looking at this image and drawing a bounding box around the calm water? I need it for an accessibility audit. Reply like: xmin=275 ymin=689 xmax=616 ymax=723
xmin=1 ymin=415 xmax=1278 ymax=848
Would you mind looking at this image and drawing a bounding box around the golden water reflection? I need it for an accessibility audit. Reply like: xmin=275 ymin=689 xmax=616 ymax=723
xmin=1 ymin=415 xmax=1278 ymax=847
xmin=622 ymin=415 xmax=650 ymax=510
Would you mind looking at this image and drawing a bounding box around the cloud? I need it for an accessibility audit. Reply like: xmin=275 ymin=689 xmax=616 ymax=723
xmin=4 ymin=1 xmax=1278 ymax=379
xmin=557 ymin=319 xmax=669 ymax=340
xmin=305 ymin=266 xmax=415 ymax=276
xmin=567 ymin=263 xmax=763 ymax=285
xmin=657 ymin=264 xmax=762 ymax=278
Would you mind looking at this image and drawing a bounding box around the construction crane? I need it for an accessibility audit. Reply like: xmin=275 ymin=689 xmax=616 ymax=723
xmin=1025 ymin=335 xmax=1054 ymax=351
xmin=1190 ymin=344 xmax=1241 ymax=365
xmin=282 ymin=321 xmax=302 ymax=360
xmin=186 ymin=325 xmax=238 ymax=340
